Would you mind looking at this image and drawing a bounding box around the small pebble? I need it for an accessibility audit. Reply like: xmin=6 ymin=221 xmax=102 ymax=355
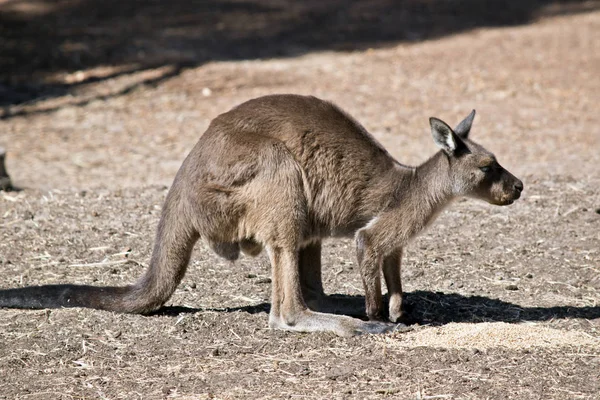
xmin=505 ymin=284 xmax=519 ymax=291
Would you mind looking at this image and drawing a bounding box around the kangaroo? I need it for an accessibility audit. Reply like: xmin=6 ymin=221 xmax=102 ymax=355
xmin=0 ymin=95 xmax=523 ymax=336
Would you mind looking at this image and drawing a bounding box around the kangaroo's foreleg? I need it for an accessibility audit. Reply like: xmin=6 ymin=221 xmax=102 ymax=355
xmin=356 ymin=229 xmax=384 ymax=321
xmin=383 ymin=248 xmax=404 ymax=323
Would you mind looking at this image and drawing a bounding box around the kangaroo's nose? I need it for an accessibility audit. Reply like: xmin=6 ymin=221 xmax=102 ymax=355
xmin=514 ymin=180 xmax=524 ymax=192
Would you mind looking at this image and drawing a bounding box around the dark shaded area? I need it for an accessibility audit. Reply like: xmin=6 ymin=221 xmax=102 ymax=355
xmin=403 ymin=290 xmax=600 ymax=325
xmin=1 ymin=0 xmax=599 ymax=113
xmin=152 ymin=303 xmax=271 ymax=317
xmin=153 ymin=290 xmax=600 ymax=326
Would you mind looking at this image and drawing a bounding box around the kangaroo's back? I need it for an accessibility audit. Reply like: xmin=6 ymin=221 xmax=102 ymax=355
xmin=217 ymin=94 xmax=390 ymax=161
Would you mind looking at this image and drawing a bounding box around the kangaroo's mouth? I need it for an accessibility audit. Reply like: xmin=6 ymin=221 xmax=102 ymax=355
xmin=501 ymin=191 xmax=522 ymax=206
xmin=493 ymin=198 xmax=514 ymax=206
xmin=491 ymin=192 xmax=521 ymax=206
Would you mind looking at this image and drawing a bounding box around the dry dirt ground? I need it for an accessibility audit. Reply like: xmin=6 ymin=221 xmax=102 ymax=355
xmin=1 ymin=1 xmax=600 ymax=399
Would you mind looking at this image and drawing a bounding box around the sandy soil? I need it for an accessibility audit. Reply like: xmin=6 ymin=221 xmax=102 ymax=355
xmin=0 ymin=2 xmax=599 ymax=399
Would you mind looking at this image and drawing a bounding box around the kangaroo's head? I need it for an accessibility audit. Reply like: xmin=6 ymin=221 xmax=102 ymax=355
xmin=429 ymin=111 xmax=523 ymax=206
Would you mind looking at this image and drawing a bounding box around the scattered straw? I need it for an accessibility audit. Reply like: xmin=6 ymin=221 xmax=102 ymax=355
xmin=378 ymin=322 xmax=600 ymax=350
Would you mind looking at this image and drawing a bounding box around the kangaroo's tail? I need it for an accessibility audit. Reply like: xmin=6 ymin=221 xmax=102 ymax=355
xmin=0 ymin=183 xmax=199 ymax=314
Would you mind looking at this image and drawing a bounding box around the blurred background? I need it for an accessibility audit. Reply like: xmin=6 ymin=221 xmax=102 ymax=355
xmin=0 ymin=0 xmax=598 ymax=188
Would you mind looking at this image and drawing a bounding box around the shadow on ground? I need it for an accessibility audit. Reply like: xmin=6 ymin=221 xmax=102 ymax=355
xmin=153 ymin=290 xmax=600 ymax=326
xmin=1 ymin=0 xmax=599 ymax=113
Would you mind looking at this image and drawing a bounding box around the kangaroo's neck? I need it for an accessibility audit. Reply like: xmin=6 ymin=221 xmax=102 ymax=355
xmin=413 ymin=150 xmax=455 ymax=207
xmin=389 ymin=151 xmax=456 ymax=231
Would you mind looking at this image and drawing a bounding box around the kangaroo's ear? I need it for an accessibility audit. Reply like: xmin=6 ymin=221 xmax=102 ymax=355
xmin=454 ymin=109 xmax=476 ymax=139
xmin=430 ymin=117 xmax=457 ymax=153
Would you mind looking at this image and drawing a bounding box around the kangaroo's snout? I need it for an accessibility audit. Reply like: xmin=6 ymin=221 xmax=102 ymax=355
xmin=514 ymin=180 xmax=524 ymax=194
xmin=510 ymin=177 xmax=524 ymax=202
xmin=500 ymin=177 xmax=524 ymax=205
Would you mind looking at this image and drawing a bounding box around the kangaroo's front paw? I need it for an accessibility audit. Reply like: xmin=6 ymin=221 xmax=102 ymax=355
xmin=389 ymin=309 xmax=404 ymax=323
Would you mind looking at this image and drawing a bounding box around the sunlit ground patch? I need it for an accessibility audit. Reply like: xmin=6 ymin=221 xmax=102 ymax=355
xmin=376 ymin=322 xmax=600 ymax=350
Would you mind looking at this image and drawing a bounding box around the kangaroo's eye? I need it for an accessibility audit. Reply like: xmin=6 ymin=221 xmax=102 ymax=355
xmin=480 ymin=166 xmax=491 ymax=173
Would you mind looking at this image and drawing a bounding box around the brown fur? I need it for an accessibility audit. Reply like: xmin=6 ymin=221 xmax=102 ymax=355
xmin=0 ymin=95 xmax=523 ymax=337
